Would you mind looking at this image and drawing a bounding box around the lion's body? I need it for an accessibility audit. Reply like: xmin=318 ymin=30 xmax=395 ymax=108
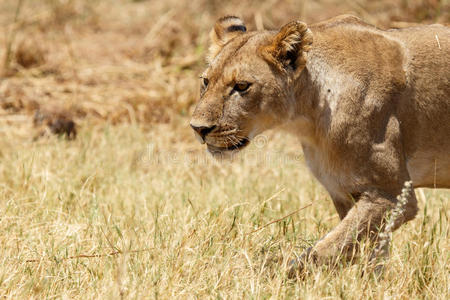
xmin=306 ymin=16 xmax=450 ymax=188
xmin=294 ymin=16 xmax=450 ymax=218
xmin=191 ymin=15 xmax=450 ymax=268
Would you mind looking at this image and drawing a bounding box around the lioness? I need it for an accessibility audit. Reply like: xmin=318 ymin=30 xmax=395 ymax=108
xmin=190 ymin=15 xmax=450 ymax=271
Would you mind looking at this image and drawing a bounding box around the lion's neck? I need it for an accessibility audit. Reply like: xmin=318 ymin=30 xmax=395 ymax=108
xmin=284 ymin=56 xmax=337 ymax=148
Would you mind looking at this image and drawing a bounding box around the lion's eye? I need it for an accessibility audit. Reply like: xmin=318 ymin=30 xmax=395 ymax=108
xmin=233 ymin=82 xmax=251 ymax=92
xmin=202 ymin=77 xmax=209 ymax=87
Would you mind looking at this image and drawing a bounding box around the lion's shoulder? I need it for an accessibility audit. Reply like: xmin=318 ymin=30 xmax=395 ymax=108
xmin=311 ymin=14 xmax=375 ymax=30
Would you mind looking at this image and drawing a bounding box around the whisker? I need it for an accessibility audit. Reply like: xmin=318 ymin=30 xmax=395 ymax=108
xmin=228 ymin=135 xmax=240 ymax=147
xmin=235 ymin=134 xmax=249 ymax=141
xmin=208 ymin=129 xmax=238 ymax=137
xmin=228 ymin=136 xmax=239 ymax=147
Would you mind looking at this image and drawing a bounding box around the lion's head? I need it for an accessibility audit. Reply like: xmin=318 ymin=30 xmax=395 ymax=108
xmin=190 ymin=16 xmax=313 ymax=155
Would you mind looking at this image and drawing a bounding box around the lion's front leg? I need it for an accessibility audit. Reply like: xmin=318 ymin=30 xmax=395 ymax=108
xmin=312 ymin=194 xmax=393 ymax=263
xmin=289 ymin=189 xmax=418 ymax=276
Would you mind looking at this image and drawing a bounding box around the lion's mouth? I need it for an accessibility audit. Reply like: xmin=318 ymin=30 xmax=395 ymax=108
xmin=206 ymin=137 xmax=250 ymax=152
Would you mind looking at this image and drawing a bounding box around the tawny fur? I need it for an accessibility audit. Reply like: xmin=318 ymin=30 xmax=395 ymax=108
xmin=191 ymin=15 xmax=450 ymax=269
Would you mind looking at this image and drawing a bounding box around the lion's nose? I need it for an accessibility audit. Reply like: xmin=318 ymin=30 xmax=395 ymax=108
xmin=190 ymin=124 xmax=216 ymax=143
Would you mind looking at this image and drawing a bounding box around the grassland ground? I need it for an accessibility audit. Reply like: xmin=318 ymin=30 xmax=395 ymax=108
xmin=0 ymin=120 xmax=448 ymax=298
xmin=0 ymin=0 xmax=449 ymax=298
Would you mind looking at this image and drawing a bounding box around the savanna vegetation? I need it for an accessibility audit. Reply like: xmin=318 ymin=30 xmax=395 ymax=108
xmin=0 ymin=0 xmax=449 ymax=298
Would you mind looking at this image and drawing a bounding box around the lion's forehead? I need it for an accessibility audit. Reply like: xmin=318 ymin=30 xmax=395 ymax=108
xmin=207 ymin=32 xmax=272 ymax=83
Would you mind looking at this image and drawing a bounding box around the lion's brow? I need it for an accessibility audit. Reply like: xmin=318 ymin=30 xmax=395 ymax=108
xmin=214 ymin=33 xmax=259 ymax=75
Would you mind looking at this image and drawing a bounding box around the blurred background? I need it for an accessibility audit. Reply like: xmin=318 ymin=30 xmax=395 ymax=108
xmin=0 ymin=0 xmax=448 ymax=133
xmin=0 ymin=2 xmax=449 ymax=298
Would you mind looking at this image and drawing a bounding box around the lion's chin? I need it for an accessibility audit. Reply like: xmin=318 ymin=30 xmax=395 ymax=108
xmin=206 ymin=138 xmax=249 ymax=152
xmin=206 ymin=138 xmax=250 ymax=160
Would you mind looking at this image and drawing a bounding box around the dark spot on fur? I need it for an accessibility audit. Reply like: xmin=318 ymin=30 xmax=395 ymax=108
xmin=350 ymin=192 xmax=362 ymax=202
xmin=227 ymin=25 xmax=246 ymax=33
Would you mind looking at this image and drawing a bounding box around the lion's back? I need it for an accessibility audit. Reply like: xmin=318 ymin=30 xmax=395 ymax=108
xmin=390 ymin=25 xmax=450 ymax=187
xmin=309 ymin=16 xmax=450 ymax=187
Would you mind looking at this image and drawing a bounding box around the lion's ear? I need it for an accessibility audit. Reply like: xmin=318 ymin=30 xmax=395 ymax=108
xmin=208 ymin=16 xmax=246 ymax=63
xmin=261 ymin=21 xmax=313 ymax=72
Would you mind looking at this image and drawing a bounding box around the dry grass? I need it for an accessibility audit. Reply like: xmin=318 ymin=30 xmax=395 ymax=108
xmin=0 ymin=122 xmax=448 ymax=298
xmin=0 ymin=0 xmax=449 ymax=298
